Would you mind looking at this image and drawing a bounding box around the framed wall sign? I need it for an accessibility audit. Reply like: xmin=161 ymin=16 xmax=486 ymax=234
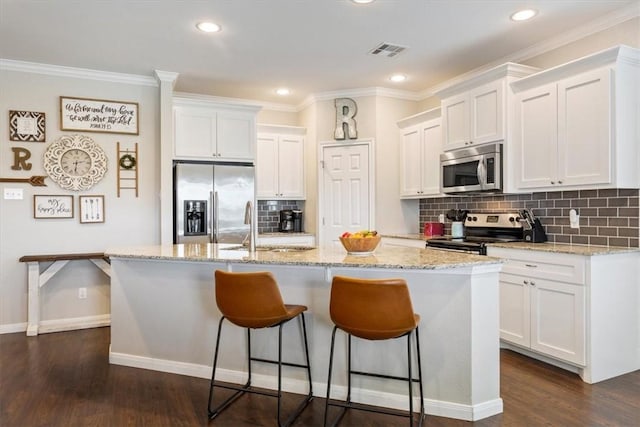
xmin=79 ymin=195 xmax=105 ymax=223
xmin=33 ymin=195 xmax=74 ymax=219
xmin=60 ymin=96 xmax=139 ymax=135
xmin=9 ymin=110 xmax=46 ymax=142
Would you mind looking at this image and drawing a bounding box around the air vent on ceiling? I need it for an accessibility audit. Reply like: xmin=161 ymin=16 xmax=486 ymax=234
xmin=369 ymin=42 xmax=407 ymax=58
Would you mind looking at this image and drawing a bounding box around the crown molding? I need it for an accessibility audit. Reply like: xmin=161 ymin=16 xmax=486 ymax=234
xmin=257 ymin=123 xmax=306 ymax=135
xmin=296 ymin=86 xmax=420 ymax=112
xmin=173 ymin=91 xmax=296 ymax=113
xmin=154 ymin=70 xmax=179 ymax=86
xmin=172 ymin=92 xmax=262 ymax=112
xmin=511 ymin=45 xmax=640 ymax=93
xmin=396 ymin=107 xmax=441 ymax=129
xmin=0 ymin=58 xmax=158 ymax=87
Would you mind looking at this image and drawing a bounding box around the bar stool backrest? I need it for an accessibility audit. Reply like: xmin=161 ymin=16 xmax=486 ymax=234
xmin=330 ymin=276 xmax=419 ymax=340
xmin=215 ymin=270 xmax=288 ymax=328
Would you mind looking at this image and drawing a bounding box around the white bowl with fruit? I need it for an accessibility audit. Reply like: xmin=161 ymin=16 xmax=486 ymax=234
xmin=338 ymin=230 xmax=381 ymax=255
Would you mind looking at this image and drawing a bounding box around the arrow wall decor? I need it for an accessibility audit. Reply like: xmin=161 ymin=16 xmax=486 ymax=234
xmin=0 ymin=176 xmax=47 ymax=186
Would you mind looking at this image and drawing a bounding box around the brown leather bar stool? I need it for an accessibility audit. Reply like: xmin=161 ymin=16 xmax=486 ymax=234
xmin=324 ymin=276 xmax=425 ymax=427
xmin=208 ymin=270 xmax=313 ymax=426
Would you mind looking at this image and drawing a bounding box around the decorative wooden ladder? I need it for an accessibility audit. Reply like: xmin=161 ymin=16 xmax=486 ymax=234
xmin=116 ymin=141 xmax=138 ymax=197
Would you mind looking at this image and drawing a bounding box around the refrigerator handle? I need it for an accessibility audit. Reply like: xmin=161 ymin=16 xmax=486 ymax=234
xmin=212 ymin=191 xmax=219 ymax=243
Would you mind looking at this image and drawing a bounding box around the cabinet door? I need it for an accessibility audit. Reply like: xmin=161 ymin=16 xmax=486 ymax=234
xmin=399 ymin=125 xmax=423 ymax=197
xmin=256 ymin=134 xmax=279 ymax=198
xmin=499 ymin=273 xmax=531 ymax=347
xmin=513 ymin=83 xmax=558 ymax=189
xmin=216 ymin=111 xmax=254 ymax=161
xmin=174 ymin=107 xmax=217 ymax=158
xmin=557 ymin=68 xmax=612 ymax=187
xmin=420 ymin=119 xmax=442 ymax=196
xmin=530 ymin=278 xmax=586 ymax=366
xmin=441 ymin=93 xmax=469 ymax=151
xmin=278 ymin=135 xmax=305 ymax=198
xmin=470 ymin=80 xmax=504 ymax=145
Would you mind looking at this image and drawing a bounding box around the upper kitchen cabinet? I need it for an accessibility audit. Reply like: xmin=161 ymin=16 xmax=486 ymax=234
xmin=435 ymin=63 xmax=538 ymax=152
xmin=173 ymin=96 xmax=261 ymax=162
xmin=397 ymin=108 xmax=442 ymax=198
xmin=256 ymin=124 xmax=306 ymax=200
xmin=511 ymin=46 xmax=639 ymax=192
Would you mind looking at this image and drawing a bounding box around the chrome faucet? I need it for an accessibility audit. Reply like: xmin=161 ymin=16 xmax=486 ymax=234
xmin=243 ymin=200 xmax=256 ymax=253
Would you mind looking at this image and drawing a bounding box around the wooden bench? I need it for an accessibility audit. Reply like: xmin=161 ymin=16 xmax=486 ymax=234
xmin=19 ymin=253 xmax=111 ymax=336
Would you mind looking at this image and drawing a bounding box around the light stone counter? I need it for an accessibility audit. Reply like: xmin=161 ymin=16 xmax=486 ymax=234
xmin=106 ymin=243 xmax=501 ymax=270
xmin=488 ymin=241 xmax=640 ymax=256
xmin=107 ymin=243 xmax=503 ymax=421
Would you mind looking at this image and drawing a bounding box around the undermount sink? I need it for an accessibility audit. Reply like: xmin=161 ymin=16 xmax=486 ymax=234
xmin=224 ymin=245 xmax=315 ymax=253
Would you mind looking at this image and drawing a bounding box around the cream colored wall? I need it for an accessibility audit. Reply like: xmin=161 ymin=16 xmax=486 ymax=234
xmin=257 ymin=109 xmax=298 ymax=126
xmin=299 ymin=103 xmax=318 ymax=234
xmin=416 ymin=96 xmax=441 ymax=114
xmin=0 ymin=69 xmax=160 ymax=329
xmin=375 ymin=97 xmax=422 ymax=233
xmin=524 ymin=17 xmax=640 ymax=69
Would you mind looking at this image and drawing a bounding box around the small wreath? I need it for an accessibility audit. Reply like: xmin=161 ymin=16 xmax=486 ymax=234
xmin=119 ymin=154 xmax=137 ymax=170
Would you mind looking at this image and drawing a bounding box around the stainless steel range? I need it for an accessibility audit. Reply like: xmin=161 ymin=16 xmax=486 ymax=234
xmin=426 ymin=211 xmax=545 ymax=255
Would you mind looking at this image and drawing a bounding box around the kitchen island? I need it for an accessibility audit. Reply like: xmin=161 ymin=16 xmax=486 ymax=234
xmin=106 ymin=244 xmax=503 ymax=421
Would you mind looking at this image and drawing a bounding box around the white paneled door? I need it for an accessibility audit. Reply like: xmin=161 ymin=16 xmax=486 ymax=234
xmin=320 ymin=142 xmax=371 ymax=247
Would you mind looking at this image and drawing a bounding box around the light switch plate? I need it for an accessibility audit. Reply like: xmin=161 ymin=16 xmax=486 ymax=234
xmin=3 ymin=188 xmax=24 ymax=200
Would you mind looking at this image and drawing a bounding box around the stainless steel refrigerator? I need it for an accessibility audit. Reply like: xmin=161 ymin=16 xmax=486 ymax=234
xmin=174 ymin=161 xmax=255 ymax=244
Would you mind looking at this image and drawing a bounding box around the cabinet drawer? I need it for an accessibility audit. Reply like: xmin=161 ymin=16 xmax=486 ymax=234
xmin=488 ymin=247 xmax=585 ymax=285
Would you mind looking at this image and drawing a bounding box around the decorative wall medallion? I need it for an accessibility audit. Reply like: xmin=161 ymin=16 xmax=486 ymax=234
xmin=43 ymin=134 xmax=108 ymax=191
xmin=9 ymin=110 xmax=46 ymax=142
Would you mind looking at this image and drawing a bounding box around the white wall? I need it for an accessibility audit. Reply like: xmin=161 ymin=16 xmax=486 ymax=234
xmin=0 ymin=67 xmax=160 ymax=330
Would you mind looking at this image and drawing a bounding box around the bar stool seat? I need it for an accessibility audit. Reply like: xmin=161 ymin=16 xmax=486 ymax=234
xmin=208 ymin=270 xmax=313 ymax=426
xmin=324 ymin=275 xmax=425 ymax=427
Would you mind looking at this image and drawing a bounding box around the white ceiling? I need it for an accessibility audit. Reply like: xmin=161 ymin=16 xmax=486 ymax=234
xmin=1 ymin=0 xmax=638 ymax=106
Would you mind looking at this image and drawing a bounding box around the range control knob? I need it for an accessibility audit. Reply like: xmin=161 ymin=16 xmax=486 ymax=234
xmin=509 ymin=217 xmax=515 ymax=222
xmin=472 ymin=216 xmax=478 ymax=221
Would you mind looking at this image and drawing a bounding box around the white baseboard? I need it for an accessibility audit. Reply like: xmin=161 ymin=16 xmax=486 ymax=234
xmin=109 ymin=349 xmax=502 ymax=421
xmin=38 ymin=314 xmax=111 ymax=334
xmin=0 ymin=322 xmax=27 ymax=334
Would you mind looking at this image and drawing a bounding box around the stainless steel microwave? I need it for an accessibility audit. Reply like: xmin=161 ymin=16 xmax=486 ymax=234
xmin=440 ymin=143 xmax=502 ymax=194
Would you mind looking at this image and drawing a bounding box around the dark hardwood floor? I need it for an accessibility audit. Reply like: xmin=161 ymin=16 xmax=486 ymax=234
xmin=0 ymin=327 xmax=638 ymax=426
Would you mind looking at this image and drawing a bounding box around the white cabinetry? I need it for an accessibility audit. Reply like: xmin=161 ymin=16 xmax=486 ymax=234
xmin=511 ymin=46 xmax=639 ymax=191
xmin=436 ymin=63 xmax=538 ymax=152
xmin=397 ymin=108 xmax=441 ymax=198
xmin=488 ymin=245 xmax=640 ymax=384
xmin=173 ymin=96 xmax=260 ymax=162
xmin=256 ymin=125 xmax=306 ymax=200
xmin=494 ymin=249 xmax=586 ymax=365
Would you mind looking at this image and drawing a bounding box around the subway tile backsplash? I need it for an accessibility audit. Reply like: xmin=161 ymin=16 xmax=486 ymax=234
xmin=419 ymin=189 xmax=639 ymax=248
xmin=257 ymin=200 xmax=303 ymax=233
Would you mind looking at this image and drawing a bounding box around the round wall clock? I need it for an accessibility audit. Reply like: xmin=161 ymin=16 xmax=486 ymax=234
xmin=43 ymin=134 xmax=108 ymax=191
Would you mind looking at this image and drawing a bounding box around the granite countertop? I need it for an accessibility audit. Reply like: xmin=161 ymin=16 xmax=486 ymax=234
xmin=106 ymin=243 xmax=501 ymax=270
xmin=259 ymin=232 xmax=314 ymax=237
xmin=487 ymin=241 xmax=640 ymax=256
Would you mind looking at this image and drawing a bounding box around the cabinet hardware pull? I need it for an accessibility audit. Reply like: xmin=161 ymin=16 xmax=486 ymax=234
xmin=558 ymin=181 xmax=563 ymax=184
xmin=551 ymin=181 xmax=555 ymax=184
xmin=530 ymin=281 xmax=536 ymax=286
xmin=523 ymin=280 xmax=529 ymax=285
xmin=525 ymin=264 xmax=538 ymax=268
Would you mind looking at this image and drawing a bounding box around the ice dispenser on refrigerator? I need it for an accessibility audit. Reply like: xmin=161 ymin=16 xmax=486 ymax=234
xmin=174 ymin=161 xmax=255 ymax=244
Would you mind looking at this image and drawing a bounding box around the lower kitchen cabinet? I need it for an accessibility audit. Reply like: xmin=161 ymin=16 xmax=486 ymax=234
xmin=500 ymin=272 xmax=585 ymax=365
xmin=488 ymin=246 xmax=639 ymax=383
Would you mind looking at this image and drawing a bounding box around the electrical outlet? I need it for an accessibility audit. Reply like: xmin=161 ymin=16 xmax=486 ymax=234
xmin=78 ymin=287 xmax=87 ymax=299
xmin=569 ymin=209 xmax=580 ymax=229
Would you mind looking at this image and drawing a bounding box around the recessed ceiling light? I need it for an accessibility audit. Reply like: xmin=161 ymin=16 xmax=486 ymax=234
xmin=510 ymin=9 xmax=537 ymax=21
xmin=389 ymin=74 xmax=407 ymax=83
xmin=352 ymin=0 xmax=375 ymax=4
xmin=196 ymin=22 xmax=221 ymax=33
xmin=275 ymin=88 xmax=290 ymax=96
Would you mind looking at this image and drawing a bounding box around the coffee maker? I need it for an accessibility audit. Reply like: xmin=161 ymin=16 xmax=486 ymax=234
xmin=292 ymin=210 xmax=303 ymax=232
xmin=279 ymin=210 xmax=294 ymax=232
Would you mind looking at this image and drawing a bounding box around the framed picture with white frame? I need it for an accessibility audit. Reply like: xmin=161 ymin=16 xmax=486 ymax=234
xmin=79 ymin=195 xmax=105 ymax=223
